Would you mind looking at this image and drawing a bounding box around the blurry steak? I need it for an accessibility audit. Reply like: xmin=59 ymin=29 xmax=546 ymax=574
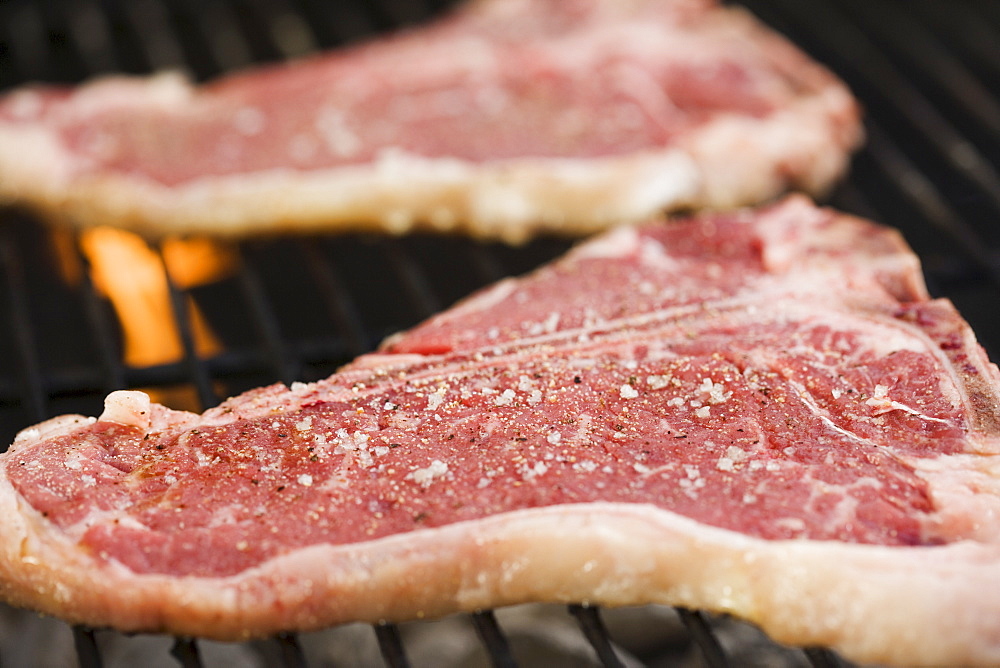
xmin=2 ymin=197 xmax=999 ymax=666
xmin=0 ymin=0 xmax=859 ymax=242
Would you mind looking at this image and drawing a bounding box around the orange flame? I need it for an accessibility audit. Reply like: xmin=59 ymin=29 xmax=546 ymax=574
xmin=79 ymin=228 xmax=235 ymax=369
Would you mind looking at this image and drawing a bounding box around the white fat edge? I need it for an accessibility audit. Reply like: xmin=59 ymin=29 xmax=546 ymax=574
xmin=0 ymin=122 xmax=78 ymax=197
xmin=372 ymin=147 xmax=469 ymax=179
xmin=911 ymin=452 xmax=1000 ymax=509
xmin=464 ymin=149 xmax=699 ymax=234
xmin=98 ymin=390 xmax=152 ymax=430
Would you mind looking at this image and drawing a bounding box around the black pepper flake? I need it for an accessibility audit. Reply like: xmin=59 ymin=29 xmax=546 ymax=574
xmin=389 ymin=443 xmax=402 ymax=448
xmin=574 ymin=376 xmax=582 ymax=384
xmin=276 ymin=485 xmax=286 ymax=492
xmin=413 ymin=512 xmax=428 ymax=522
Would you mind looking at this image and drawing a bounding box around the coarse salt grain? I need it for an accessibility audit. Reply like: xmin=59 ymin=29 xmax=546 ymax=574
xmin=409 ymin=460 xmax=449 ymax=487
xmin=494 ymin=389 xmax=516 ymax=406
xmin=427 ymin=389 xmax=446 ymax=410
xmin=620 ymin=384 xmax=639 ymax=399
xmin=298 ymin=474 xmax=313 ymax=486
xmin=646 ymin=374 xmax=670 ymax=390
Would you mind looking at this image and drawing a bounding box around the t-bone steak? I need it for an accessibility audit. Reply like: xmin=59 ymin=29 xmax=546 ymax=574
xmin=2 ymin=196 xmax=999 ymax=666
xmin=0 ymin=0 xmax=860 ymax=242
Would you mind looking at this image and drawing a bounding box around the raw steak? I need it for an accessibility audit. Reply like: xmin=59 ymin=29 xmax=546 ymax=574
xmin=0 ymin=0 xmax=860 ymax=242
xmin=3 ymin=196 xmax=999 ymax=666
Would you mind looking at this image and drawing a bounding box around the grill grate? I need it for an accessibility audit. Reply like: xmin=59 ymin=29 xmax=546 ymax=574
xmin=0 ymin=0 xmax=997 ymax=666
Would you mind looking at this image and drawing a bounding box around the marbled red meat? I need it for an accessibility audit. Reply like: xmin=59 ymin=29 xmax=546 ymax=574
xmin=0 ymin=0 xmax=860 ymax=241
xmin=3 ymin=197 xmax=1000 ymax=666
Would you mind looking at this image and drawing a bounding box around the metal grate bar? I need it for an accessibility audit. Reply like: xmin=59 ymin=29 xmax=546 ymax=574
xmin=567 ymin=605 xmax=625 ymax=668
xmin=862 ymin=120 xmax=1000 ymax=280
xmin=111 ymin=0 xmax=189 ymax=72
xmin=675 ymin=608 xmax=729 ymax=668
xmin=759 ymin=0 xmax=1000 ymax=218
xmin=385 ymin=240 xmax=443 ymax=321
xmin=373 ymin=622 xmax=411 ymax=668
xmin=805 ymin=646 xmax=845 ymax=668
xmin=466 ymin=245 xmax=507 ymax=285
xmin=911 ymin=0 xmax=1000 ymax=79
xmin=471 ymin=610 xmax=518 ymax=668
xmin=0 ymin=229 xmax=48 ymax=428
xmin=171 ymin=637 xmax=204 ymax=668
xmin=275 ymin=631 xmax=308 ymax=668
xmin=233 ymin=247 xmax=301 ymax=385
xmin=72 ymin=238 xmax=128 ymax=392
xmin=72 ymin=626 xmax=102 ymax=668
xmin=289 ymin=0 xmax=381 ymax=46
xmin=225 ymin=0 xmax=317 ymax=61
xmin=156 ymin=242 xmax=219 ymax=410
xmin=303 ymin=240 xmax=371 ymax=357
xmin=841 ymin=0 xmax=1000 ymax=139
xmin=64 ymin=0 xmax=118 ymax=76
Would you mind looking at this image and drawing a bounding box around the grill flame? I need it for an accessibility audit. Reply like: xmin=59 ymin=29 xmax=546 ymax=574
xmin=79 ymin=227 xmax=235 ymax=368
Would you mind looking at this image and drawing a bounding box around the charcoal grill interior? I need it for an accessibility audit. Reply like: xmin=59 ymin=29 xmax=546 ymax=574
xmin=1 ymin=0 xmax=998 ymax=666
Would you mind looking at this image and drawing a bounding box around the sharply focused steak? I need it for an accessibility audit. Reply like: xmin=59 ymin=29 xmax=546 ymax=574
xmin=3 ymin=196 xmax=999 ymax=666
xmin=0 ymin=0 xmax=860 ymax=242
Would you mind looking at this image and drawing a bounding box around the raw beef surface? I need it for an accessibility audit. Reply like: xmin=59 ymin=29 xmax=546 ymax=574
xmin=0 ymin=0 xmax=860 ymax=241
xmin=3 ymin=197 xmax=1000 ymax=667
